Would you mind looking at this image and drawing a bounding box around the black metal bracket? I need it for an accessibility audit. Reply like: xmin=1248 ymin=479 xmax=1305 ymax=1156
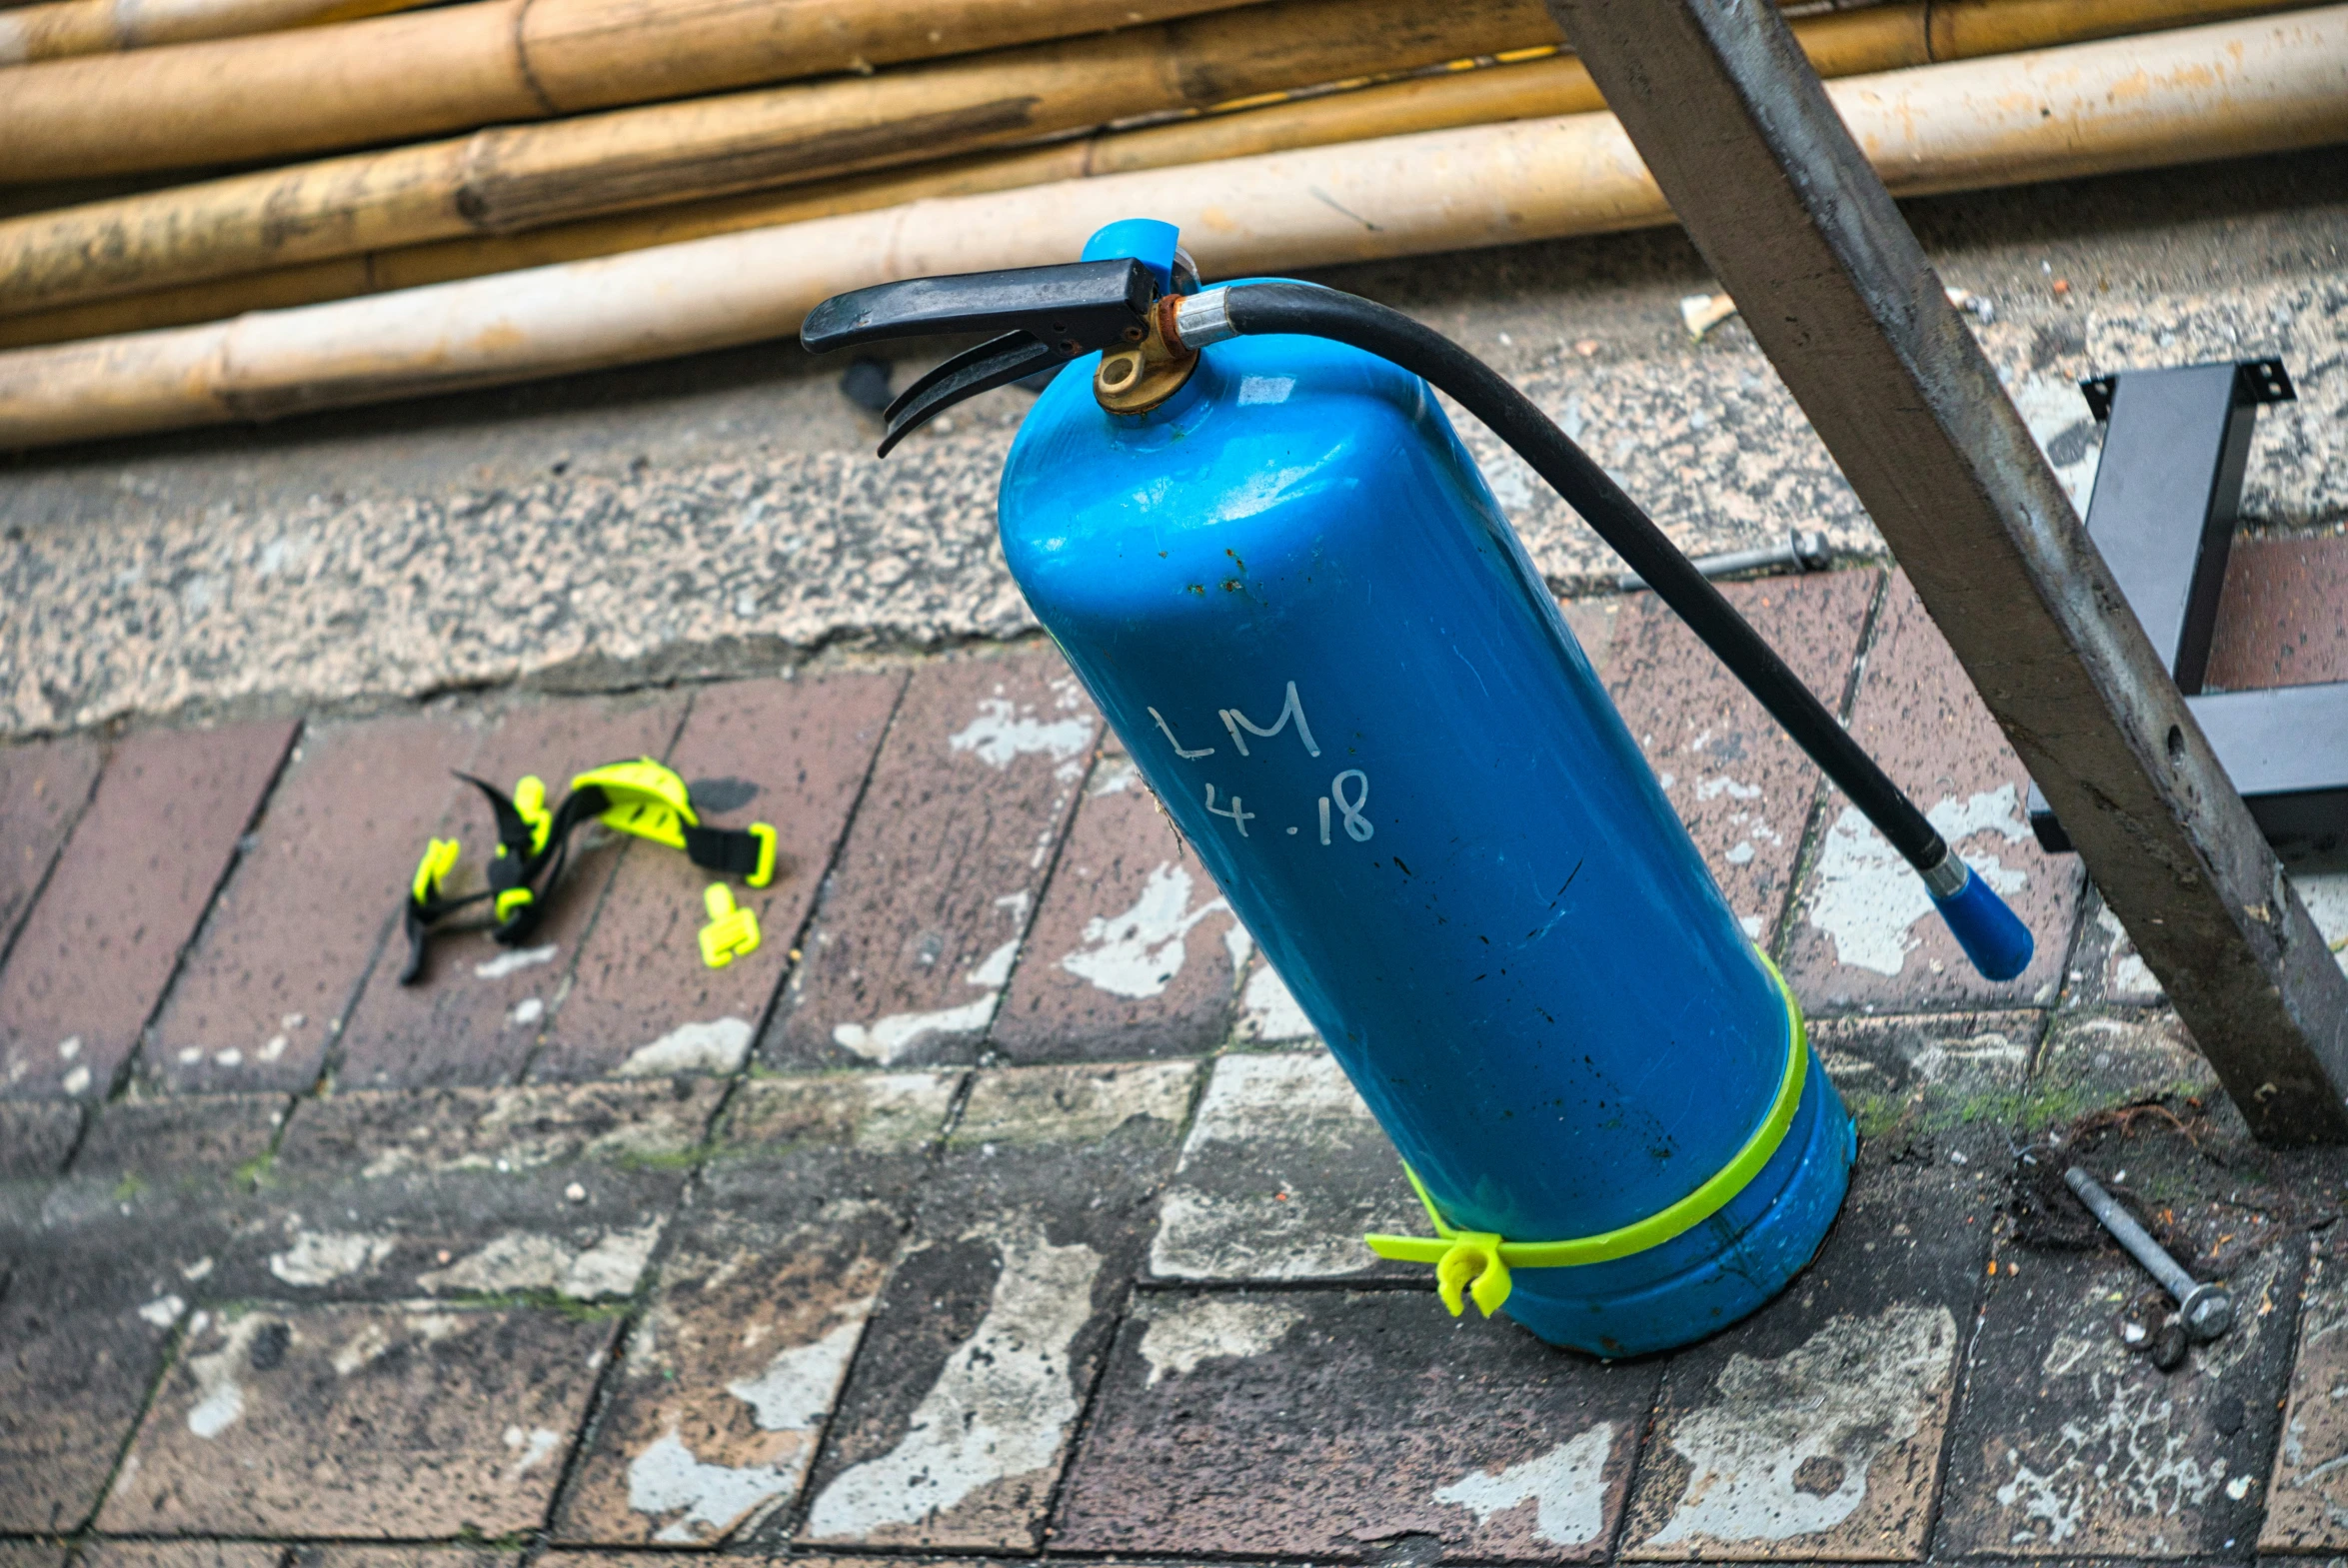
xmin=2030 ymin=357 xmax=2347 ymax=856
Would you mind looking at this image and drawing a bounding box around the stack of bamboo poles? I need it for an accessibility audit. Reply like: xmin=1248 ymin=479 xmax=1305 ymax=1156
xmin=0 ymin=0 xmax=430 ymax=65
xmin=0 ymin=0 xmax=2343 ymax=449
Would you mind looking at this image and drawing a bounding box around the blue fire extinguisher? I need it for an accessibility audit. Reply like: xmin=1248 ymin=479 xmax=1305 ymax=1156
xmin=803 ymin=219 xmax=2030 ymax=1356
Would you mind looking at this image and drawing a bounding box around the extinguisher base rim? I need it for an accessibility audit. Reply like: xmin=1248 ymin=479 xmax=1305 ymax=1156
xmin=1501 ymin=1062 xmax=1855 ymax=1357
xmin=1366 ymin=953 xmax=1811 ymax=1284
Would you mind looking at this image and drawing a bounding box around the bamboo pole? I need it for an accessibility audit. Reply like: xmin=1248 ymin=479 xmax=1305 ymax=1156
xmin=0 ymin=0 xmax=1276 ymax=184
xmin=1 ymin=5 xmax=2343 ymax=450
xmin=0 ymin=0 xmax=430 ymax=65
xmin=0 ymin=0 xmax=1558 ymax=314
xmin=0 ymin=0 xmax=2319 ymax=348
xmin=0 ymin=152 xmax=1091 ymax=348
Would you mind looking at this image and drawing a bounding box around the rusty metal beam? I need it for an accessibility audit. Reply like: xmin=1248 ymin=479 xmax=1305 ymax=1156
xmin=1541 ymin=0 xmax=2348 ymax=1142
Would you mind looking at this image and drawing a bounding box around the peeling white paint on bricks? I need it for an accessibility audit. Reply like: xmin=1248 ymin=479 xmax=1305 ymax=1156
xmin=418 ymin=1220 xmax=664 ymax=1298
xmin=726 ymin=1313 xmax=871 ymax=1431
xmin=618 ymin=1303 xmax=873 ymax=1542
xmin=138 ymin=1293 xmax=188 ymax=1328
xmin=1089 ymin=757 xmax=1139 ymax=794
xmin=955 ymin=1060 xmax=1197 ymax=1148
xmin=1152 ymin=1050 xmax=1409 ymax=1280
xmin=269 ymin=1229 xmax=395 ymax=1286
xmin=1222 ymin=917 xmax=1253 ymax=973
xmin=1186 ymin=1051 xmax=1372 ymax=1144
xmin=1138 ymin=1296 xmax=1304 ymax=1385
xmin=1152 ymin=1187 xmax=1379 ymax=1279
xmin=184 ymin=1313 xmax=282 ymax=1438
xmin=629 ymin=1428 xmax=798 ymax=1544
xmin=1992 ymin=1253 xmax=2281 ymax=1548
xmin=2094 ymin=903 xmax=2164 ymax=1001
xmin=948 ymin=695 xmax=1095 ymax=773
xmin=1819 ymin=1026 xmax=2031 ymax=1099
xmin=964 ymin=935 xmax=1021 ymax=989
xmin=806 ymin=1223 xmax=1102 ymax=1539
xmin=840 ymin=1073 xmax=963 ymax=1149
xmin=476 ymin=943 xmax=559 ymax=980
xmin=1805 ymin=788 xmax=2031 ymax=976
xmin=1060 ymin=862 xmax=1232 ymax=999
xmin=833 ymin=996 xmax=998 ymax=1064
xmin=504 ymin=1423 xmax=562 ymax=1479
xmin=1235 ymin=960 xmax=1316 ymax=1043
xmin=330 ymin=1311 xmax=470 ymax=1377
xmin=1640 ymin=1302 xmax=1956 ymax=1548
xmin=465 ymin=1081 xmax=715 ymax=1168
xmin=622 ymin=1016 xmax=755 ymax=1076
xmin=1436 ymin=1424 xmax=1617 ymax=1547
xmin=728 ymin=1072 xmax=960 ymax=1152
xmin=834 ymin=939 xmax=1018 ymax=1064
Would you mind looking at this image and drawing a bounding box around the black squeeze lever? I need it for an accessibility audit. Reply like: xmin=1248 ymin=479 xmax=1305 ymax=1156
xmin=800 ymin=258 xmax=1159 ymax=456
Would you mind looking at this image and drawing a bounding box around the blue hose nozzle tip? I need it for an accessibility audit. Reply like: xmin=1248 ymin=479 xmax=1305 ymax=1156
xmin=1928 ymin=861 xmax=2034 ymax=981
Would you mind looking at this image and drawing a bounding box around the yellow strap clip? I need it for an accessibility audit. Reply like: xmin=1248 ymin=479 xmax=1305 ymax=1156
xmin=699 ymin=883 xmax=761 ymax=968
xmin=495 ymin=886 xmax=535 ymax=922
xmin=1362 ymin=1171 xmax=1517 ymax=1315
xmin=412 ymin=838 xmax=461 ymax=903
xmin=573 ymin=758 xmax=698 ymax=851
xmin=1435 ymin=1230 xmax=1511 ymax=1317
xmin=1363 ymin=952 xmax=1809 ymax=1317
xmin=746 ymin=822 xmax=778 ymax=887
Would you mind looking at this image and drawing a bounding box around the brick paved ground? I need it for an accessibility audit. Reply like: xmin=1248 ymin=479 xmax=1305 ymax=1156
xmin=4 ymin=542 xmax=2347 ymax=1568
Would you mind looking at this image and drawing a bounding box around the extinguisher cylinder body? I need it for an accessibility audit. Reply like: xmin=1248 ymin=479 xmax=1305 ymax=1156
xmin=1001 ymin=311 xmax=1854 ymax=1356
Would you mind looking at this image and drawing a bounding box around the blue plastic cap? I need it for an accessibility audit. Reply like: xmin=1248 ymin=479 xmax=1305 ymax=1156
xmin=1083 ymin=219 xmax=1182 ymax=294
xmin=1927 ymin=861 xmax=2035 ymax=981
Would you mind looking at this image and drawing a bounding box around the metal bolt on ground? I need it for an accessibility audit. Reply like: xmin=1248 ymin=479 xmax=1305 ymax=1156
xmin=2063 ymin=1164 xmax=2234 ymax=1341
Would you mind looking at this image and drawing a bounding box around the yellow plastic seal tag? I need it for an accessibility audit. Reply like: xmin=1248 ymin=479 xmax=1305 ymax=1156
xmin=1364 ymin=952 xmax=1808 ymax=1317
xmin=698 ymin=883 xmax=761 ymax=968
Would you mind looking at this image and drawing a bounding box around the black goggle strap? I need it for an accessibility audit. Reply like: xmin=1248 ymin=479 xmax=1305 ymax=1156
xmin=457 ymin=774 xmax=553 ymax=939
xmin=683 ymin=821 xmax=778 ymax=883
xmin=400 ymin=774 xmax=569 ymax=983
xmin=399 ymin=834 xmax=492 ymax=984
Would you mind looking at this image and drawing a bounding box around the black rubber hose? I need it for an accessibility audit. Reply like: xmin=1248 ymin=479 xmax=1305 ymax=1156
xmin=1218 ymin=281 xmax=1948 ymax=872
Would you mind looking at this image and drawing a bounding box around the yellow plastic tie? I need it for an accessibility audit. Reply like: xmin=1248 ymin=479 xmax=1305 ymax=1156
xmin=699 ymin=883 xmax=761 ymax=968
xmin=412 ymin=838 xmax=461 ymax=903
xmin=514 ymin=775 xmax=553 ymax=854
xmin=1363 ymin=952 xmax=1809 ymax=1315
xmin=495 ymin=886 xmax=535 ymax=922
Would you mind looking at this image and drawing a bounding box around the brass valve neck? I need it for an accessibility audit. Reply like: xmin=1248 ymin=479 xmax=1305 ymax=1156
xmin=1094 ymin=294 xmax=1197 ymax=414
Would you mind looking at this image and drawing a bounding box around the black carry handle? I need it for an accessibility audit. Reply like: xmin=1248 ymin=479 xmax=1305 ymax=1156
xmin=802 ymin=259 xmax=1159 ymax=454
